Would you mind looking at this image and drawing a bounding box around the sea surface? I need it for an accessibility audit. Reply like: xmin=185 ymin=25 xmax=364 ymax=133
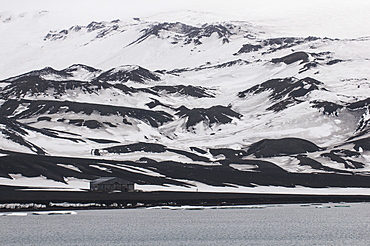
xmin=1 ymin=203 xmax=370 ymax=246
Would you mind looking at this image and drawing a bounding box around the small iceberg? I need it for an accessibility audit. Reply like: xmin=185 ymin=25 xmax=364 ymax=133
xmin=5 ymin=212 xmax=28 ymax=216
xmin=315 ymin=205 xmax=331 ymax=209
xmin=32 ymin=211 xmax=77 ymax=215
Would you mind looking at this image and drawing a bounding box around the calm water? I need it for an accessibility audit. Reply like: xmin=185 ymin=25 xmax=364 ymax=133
xmin=1 ymin=203 xmax=370 ymax=246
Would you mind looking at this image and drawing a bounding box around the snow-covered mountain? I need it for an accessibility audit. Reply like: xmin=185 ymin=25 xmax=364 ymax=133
xmin=1 ymin=9 xmax=370 ymax=195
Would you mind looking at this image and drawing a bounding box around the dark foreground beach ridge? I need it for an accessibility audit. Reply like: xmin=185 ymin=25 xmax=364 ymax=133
xmin=1 ymin=185 xmax=370 ymax=211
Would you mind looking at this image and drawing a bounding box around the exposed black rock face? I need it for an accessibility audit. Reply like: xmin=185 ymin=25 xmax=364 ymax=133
xmin=168 ymin=59 xmax=250 ymax=74
xmin=129 ymin=22 xmax=235 ymax=46
xmin=296 ymin=155 xmax=353 ymax=174
xmin=145 ymin=98 xmax=171 ymax=109
xmin=1 ymin=148 xmax=370 ymax=189
xmin=238 ymin=77 xmax=324 ymax=111
xmin=37 ymin=116 xmax=52 ymax=122
xmin=0 ymin=117 xmax=46 ymax=155
xmin=190 ymin=147 xmax=208 ymax=155
xmin=149 ymin=85 xmax=215 ymax=98
xmin=351 ymin=137 xmax=370 ymax=151
xmin=266 ymin=98 xmax=303 ymax=112
xmin=44 ymin=20 xmax=121 ymax=41
xmin=166 ymin=149 xmax=210 ymax=162
xmin=129 ymin=22 xmax=194 ymax=45
xmin=246 ymin=138 xmax=322 ymax=157
xmin=321 ymin=150 xmax=365 ymax=169
xmin=262 ymin=37 xmax=320 ymax=53
xmin=0 ymin=64 xmax=107 ymax=99
xmin=175 ymin=105 xmax=242 ymax=129
xmin=210 ymin=148 xmax=247 ymax=160
xmin=0 ymin=76 xmax=109 ymax=99
xmin=271 ymin=51 xmax=309 ymax=65
xmin=2 ymin=67 xmax=69 ymax=83
xmin=98 ymin=142 xmax=167 ymax=154
xmin=234 ymin=37 xmax=321 ymax=56
xmin=355 ymin=110 xmax=370 ymax=132
xmin=86 ymin=21 xmax=106 ymax=32
xmin=87 ymin=138 xmax=120 ymax=144
xmin=347 ymin=98 xmax=370 ymax=110
xmin=62 ymin=64 xmax=101 ymax=74
xmin=299 ymin=61 xmax=319 ymax=73
xmin=0 ymin=115 xmax=92 ymax=154
xmin=92 ymin=143 xmax=210 ymax=162
xmin=311 ymin=100 xmax=344 ymax=116
xmin=69 ymin=119 xmax=103 ymax=129
xmin=1 ymin=64 xmax=101 ymax=83
xmin=0 ymin=99 xmax=173 ymax=128
xmin=96 ymin=65 xmax=161 ymax=83
xmin=233 ymin=44 xmax=262 ymax=55
xmin=326 ymin=59 xmax=345 ymax=65
xmin=211 ymin=59 xmax=250 ymax=68
xmin=263 ymin=37 xmax=302 ymax=46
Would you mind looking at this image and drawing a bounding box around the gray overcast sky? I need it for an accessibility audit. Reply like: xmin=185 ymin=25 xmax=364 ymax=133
xmin=1 ymin=0 xmax=370 ymax=37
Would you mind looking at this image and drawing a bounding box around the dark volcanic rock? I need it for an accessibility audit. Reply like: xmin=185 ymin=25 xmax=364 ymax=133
xmin=311 ymin=100 xmax=344 ymax=116
xmin=326 ymin=59 xmax=344 ymax=65
xmin=352 ymin=137 xmax=370 ymax=151
xmin=166 ymin=149 xmax=210 ymax=162
xmin=149 ymin=85 xmax=215 ymax=98
xmin=175 ymin=105 xmax=242 ymax=129
xmin=347 ymin=98 xmax=370 ymax=110
xmin=299 ymin=61 xmax=319 ymax=73
xmin=68 ymin=119 xmax=103 ymax=129
xmin=321 ymin=150 xmax=365 ymax=169
xmin=99 ymin=142 xmax=167 ymax=154
xmin=0 ymin=99 xmax=173 ymax=128
xmin=167 ymin=59 xmax=250 ymax=74
xmin=210 ymin=148 xmax=247 ymax=160
xmin=93 ymin=143 xmax=210 ymax=162
xmin=262 ymin=37 xmax=320 ymax=53
xmin=266 ymin=98 xmax=303 ymax=112
xmin=129 ymin=22 xmax=235 ymax=46
xmin=1 ymin=148 xmax=370 ymax=189
xmin=238 ymin=77 xmax=324 ymax=111
xmin=246 ymin=138 xmax=322 ymax=157
xmin=145 ymin=98 xmax=171 ymax=109
xmin=61 ymin=64 xmax=101 ymax=74
xmin=296 ymin=155 xmax=353 ymax=174
xmin=0 ymin=118 xmax=46 ymax=155
xmin=96 ymin=65 xmax=161 ymax=83
xmin=1 ymin=64 xmax=101 ymax=83
xmin=233 ymin=44 xmax=262 ymax=55
xmin=87 ymin=138 xmax=120 ymax=144
xmin=2 ymin=67 xmax=70 ymax=83
xmin=190 ymin=147 xmax=208 ymax=155
xmin=0 ymin=76 xmax=109 ymax=99
xmin=271 ymin=51 xmax=309 ymax=65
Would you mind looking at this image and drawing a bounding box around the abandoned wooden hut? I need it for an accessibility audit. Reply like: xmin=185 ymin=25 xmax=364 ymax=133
xmin=90 ymin=177 xmax=135 ymax=192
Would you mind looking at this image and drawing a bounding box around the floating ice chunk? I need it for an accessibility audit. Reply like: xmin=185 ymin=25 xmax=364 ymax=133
xmin=6 ymin=212 xmax=28 ymax=216
xmin=32 ymin=211 xmax=77 ymax=215
xmin=315 ymin=205 xmax=331 ymax=209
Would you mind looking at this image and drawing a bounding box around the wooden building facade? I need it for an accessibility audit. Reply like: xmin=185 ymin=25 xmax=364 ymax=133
xmin=90 ymin=177 xmax=135 ymax=192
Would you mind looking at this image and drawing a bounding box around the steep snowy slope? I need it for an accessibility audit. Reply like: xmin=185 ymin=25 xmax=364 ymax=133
xmin=1 ymin=9 xmax=370 ymax=194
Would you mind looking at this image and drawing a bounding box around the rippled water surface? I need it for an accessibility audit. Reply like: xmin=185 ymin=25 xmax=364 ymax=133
xmin=1 ymin=203 xmax=370 ymax=246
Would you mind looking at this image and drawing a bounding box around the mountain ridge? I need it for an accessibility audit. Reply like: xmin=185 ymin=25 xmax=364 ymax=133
xmin=0 ymin=15 xmax=370 ymax=195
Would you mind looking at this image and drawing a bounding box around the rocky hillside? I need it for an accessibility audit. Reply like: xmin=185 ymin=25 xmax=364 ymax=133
xmin=0 ymin=13 xmax=370 ymax=194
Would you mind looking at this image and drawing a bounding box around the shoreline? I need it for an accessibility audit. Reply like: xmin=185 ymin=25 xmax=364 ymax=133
xmin=1 ymin=187 xmax=370 ymax=212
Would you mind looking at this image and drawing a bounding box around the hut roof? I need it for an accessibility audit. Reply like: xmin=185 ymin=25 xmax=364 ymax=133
xmin=90 ymin=177 xmax=133 ymax=185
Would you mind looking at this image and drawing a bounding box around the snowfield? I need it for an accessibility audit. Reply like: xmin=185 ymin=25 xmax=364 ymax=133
xmin=1 ymin=4 xmax=370 ymax=195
